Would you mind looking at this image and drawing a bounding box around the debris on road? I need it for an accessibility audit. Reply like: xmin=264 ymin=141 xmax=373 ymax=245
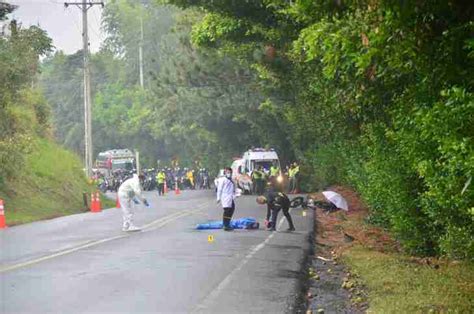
xmin=316 ymin=256 xmax=331 ymax=262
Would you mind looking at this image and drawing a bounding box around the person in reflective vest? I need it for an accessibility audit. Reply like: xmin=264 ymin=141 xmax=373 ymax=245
xmin=289 ymin=162 xmax=300 ymax=193
xmin=252 ymin=166 xmax=265 ymax=195
xmin=186 ymin=169 xmax=195 ymax=189
xmin=270 ymin=164 xmax=280 ymax=177
xmin=156 ymin=169 xmax=166 ymax=196
xmin=269 ymin=163 xmax=280 ymax=186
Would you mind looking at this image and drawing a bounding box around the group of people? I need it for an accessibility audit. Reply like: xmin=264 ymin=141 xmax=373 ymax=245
xmin=251 ymin=162 xmax=300 ymax=195
xmin=117 ymin=163 xmax=298 ymax=233
xmin=217 ymin=167 xmax=295 ymax=232
xmin=153 ymin=167 xmax=211 ymax=195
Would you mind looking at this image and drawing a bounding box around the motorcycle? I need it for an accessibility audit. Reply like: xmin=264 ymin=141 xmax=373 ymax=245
xmin=290 ymin=196 xmax=338 ymax=213
xmin=98 ymin=177 xmax=110 ymax=193
xmin=141 ymin=169 xmax=156 ymax=191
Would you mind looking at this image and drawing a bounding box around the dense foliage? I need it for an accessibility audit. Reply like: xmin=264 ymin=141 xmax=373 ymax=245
xmin=0 ymin=4 xmax=52 ymax=182
xmin=164 ymin=0 xmax=474 ymax=259
xmin=41 ymin=1 xmax=293 ymax=168
xmin=1 ymin=5 xmax=91 ymax=222
xmin=37 ymin=0 xmax=474 ymax=258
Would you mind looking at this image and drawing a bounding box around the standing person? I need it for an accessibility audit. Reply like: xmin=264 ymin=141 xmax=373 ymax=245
xmin=166 ymin=167 xmax=174 ymax=191
xmin=156 ymin=169 xmax=166 ymax=196
xmin=256 ymin=190 xmax=295 ymax=232
xmin=186 ymin=169 xmax=195 ymax=189
xmin=252 ymin=166 xmax=264 ymax=195
xmin=202 ymin=168 xmax=210 ymax=189
xmin=118 ymin=173 xmax=150 ymax=232
xmin=216 ymin=167 xmax=237 ymax=231
xmin=270 ymin=162 xmax=280 ymax=182
xmin=258 ymin=166 xmax=266 ymax=194
xmin=292 ymin=162 xmax=300 ymax=193
xmin=289 ymin=162 xmax=299 ymax=193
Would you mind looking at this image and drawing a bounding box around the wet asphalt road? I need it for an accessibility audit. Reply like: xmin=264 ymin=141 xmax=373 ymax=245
xmin=0 ymin=190 xmax=314 ymax=314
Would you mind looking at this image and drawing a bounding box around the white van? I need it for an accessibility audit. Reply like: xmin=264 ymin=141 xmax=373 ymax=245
xmin=242 ymin=148 xmax=281 ymax=176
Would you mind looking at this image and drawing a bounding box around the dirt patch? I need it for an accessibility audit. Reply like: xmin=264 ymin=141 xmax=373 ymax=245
xmin=305 ymin=185 xmax=401 ymax=313
xmin=310 ymin=186 xmax=401 ymax=256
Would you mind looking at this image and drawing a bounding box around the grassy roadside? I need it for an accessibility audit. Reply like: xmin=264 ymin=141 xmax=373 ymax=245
xmin=341 ymin=245 xmax=474 ymax=313
xmin=1 ymin=139 xmax=114 ymax=225
xmin=311 ymin=186 xmax=474 ymax=313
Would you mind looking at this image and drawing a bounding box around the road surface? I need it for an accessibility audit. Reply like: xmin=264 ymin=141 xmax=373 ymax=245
xmin=0 ymin=190 xmax=314 ymax=313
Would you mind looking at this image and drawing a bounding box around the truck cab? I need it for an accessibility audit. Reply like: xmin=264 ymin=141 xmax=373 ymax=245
xmin=95 ymin=149 xmax=136 ymax=177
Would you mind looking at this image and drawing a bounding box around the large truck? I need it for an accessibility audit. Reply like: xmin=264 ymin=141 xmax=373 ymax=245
xmin=95 ymin=149 xmax=136 ymax=177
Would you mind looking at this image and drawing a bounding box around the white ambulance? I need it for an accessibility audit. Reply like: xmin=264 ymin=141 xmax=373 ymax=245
xmin=242 ymin=148 xmax=281 ymax=176
xmin=231 ymin=148 xmax=283 ymax=194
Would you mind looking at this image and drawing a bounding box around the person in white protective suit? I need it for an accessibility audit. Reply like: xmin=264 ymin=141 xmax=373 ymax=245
xmin=118 ymin=174 xmax=150 ymax=232
xmin=216 ymin=167 xmax=241 ymax=231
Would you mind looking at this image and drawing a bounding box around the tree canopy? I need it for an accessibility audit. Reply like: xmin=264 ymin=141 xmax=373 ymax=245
xmin=163 ymin=0 xmax=474 ymax=259
xmin=38 ymin=0 xmax=474 ymax=259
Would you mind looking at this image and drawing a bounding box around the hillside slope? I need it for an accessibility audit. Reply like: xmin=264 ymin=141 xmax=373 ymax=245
xmin=1 ymin=139 xmax=94 ymax=225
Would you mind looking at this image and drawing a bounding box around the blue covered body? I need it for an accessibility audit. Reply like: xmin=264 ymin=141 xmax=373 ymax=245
xmin=196 ymin=217 xmax=259 ymax=230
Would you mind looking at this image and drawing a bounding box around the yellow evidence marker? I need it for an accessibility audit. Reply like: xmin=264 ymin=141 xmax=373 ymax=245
xmin=303 ymin=211 xmax=307 ymax=217
xmin=208 ymin=235 xmax=214 ymax=243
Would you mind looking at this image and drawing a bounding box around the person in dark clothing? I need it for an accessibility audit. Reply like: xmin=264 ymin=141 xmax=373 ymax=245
xmin=256 ymin=190 xmax=295 ymax=232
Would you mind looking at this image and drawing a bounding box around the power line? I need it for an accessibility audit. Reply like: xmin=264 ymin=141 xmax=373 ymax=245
xmin=64 ymin=0 xmax=104 ymax=178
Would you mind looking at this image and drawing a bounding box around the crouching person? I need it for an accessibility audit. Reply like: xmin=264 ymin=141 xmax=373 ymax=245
xmin=257 ymin=191 xmax=295 ymax=232
xmin=118 ymin=173 xmax=150 ymax=232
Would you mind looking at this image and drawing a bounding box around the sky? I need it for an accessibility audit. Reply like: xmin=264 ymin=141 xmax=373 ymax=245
xmin=6 ymin=0 xmax=104 ymax=54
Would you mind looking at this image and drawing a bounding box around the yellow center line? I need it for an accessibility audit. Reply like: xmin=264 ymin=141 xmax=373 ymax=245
xmin=0 ymin=200 xmax=213 ymax=274
xmin=0 ymin=235 xmax=128 ymax=273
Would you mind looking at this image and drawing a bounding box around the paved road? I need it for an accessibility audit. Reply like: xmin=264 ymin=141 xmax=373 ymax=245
xmin=0 ymin=190 xmax=314 ymax=313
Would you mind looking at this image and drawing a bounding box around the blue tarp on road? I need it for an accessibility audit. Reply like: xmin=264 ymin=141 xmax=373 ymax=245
xmin=196 ymin=217 xmax=260 ymax=230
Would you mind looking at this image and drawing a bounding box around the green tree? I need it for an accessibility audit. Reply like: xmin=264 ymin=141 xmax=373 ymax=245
xmin=165 ymin=0 xmax=474 ymax=258
xmin=1 ymin=7 xmax=52 ymax=181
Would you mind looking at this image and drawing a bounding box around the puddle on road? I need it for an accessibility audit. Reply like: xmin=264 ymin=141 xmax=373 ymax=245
xmin=277 ymin=269 xmax=302 ymax=280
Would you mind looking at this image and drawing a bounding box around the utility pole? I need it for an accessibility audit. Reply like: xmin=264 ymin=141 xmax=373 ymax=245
xmin=139 ymin=14 xmax=144 ymax=88
xmin=64 ymin=0 xmax=104 ymax=178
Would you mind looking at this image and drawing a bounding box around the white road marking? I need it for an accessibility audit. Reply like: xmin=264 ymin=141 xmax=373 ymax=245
xmin=0 ymin=235 xmax=127 ymax=273
xmin=0 ymin=200 xmax=212 ymax=274
xmin=194 ymin=209 xmax=292 ymax=313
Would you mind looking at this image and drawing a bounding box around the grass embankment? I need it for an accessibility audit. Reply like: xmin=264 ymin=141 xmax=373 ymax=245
xmin=313 ymin=186 xmax=474 ymax=313
xmin=1 ymin=139 xmax=113 ymax=225
xmin=342 ymin=246 xmax=474 ymax=313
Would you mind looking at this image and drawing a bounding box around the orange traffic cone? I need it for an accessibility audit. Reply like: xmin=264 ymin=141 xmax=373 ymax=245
xmin=90 ymin=192 xmax=101 ymax=213
xmin=116 ymin=195 xmax=121 ymax=208
xmin=0 ymin=199 xmax=8 ymax=229
xmin=95 ymin=191 xmax=102 ymax=212
xmin=175 ymin=181 xmax=181 ymax=195
xmin=90 ymin=193 xmax=96 ymax=212
xmin=164 ymin=181 xmax=168 ymax=194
